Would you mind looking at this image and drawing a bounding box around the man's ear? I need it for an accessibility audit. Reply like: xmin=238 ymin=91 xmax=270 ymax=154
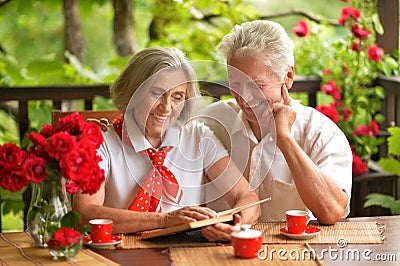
xmin=284 ymin=66 xmax=295 ymax=90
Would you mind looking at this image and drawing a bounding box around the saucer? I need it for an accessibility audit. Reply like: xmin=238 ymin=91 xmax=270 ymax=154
xmin=83 ymin=235 xmax=122 ymax=249
xmin=280 ymin=226 xmax=321 ymax=240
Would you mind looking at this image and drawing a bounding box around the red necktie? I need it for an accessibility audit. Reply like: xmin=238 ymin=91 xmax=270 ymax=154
xmin=128 ymin=147 xmax=183 ymax=212
xmin=112 ymin=115 xmax=183 ymax=212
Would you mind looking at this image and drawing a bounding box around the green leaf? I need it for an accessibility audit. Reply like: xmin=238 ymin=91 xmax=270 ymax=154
xmin=47 ymin=225 xmax=60 ymax=236
xmin=1 ymin=198 xmax=25 ymax=215
xmin=373 ymin=86 xmax=386 ymax=99
xmin=364 ymin=193 xmax=400 ymax=214
xmin=378 ymin=158 xmax=400 ymax=175
xmin=373 ymin=113 xmax=385 ymax=124
xmin=60 ymin=211 xmax=80 ymax=229
xmin=386 ymin=127 xmax=400 ymax=156
xmin=372 ymin=14 xmax=384 ymax=35
xmin=77 ymin=225 xmax=92 ymax=234
xmin=379 ymin=61 xmax=392 ymax=76
xmin=383 ymin=56 xmax=399 ymax=69
xmin=64 ymin=51 xmax=101 ymax=83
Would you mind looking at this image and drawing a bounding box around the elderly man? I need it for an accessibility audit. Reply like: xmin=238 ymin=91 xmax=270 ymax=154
xmin=203 ymin=20 xmax=352 ymax=224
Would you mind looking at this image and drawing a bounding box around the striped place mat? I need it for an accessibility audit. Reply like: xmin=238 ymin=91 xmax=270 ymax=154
xmin=0 ymin=231 xmax=119 ymax=266
xmin=170 ymin=245 xmax=318 ymax=265
xmin=253 ymin=221 xmax=384 ymax=244
xmin=122 ymin=229 xmax=218 ymax=249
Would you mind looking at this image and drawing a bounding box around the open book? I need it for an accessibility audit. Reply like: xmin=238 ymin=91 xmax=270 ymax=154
xmin=140 ymin=197 xmax=271 ymax=239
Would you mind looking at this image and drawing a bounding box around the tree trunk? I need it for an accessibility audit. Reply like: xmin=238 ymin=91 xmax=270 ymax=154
xmin=63 ymin=0 xmax=85 ymax=63
xmin=149 ymin=0 xmax=174 ymax=41
xmin=113 ymin=0 xmax=137 ymax=56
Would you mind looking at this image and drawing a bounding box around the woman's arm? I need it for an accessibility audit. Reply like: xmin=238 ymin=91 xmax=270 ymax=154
xmin=73 ymin=182 xmax=218 ymax=234
xmin=201 ymin=156 xmax=260 ymax=241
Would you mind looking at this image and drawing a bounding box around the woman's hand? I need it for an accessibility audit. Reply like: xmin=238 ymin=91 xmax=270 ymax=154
xmin=161 ymin=206 xmax=218 ymax=228
xmin=201 ymin=214 xmax=242 ymax=242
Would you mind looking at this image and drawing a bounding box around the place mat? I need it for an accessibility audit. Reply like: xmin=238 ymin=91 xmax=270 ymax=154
xmin=122 ymin=229 xmax=218 ymax=249
xmin=0 ymin=231 xmax=119 ymax=265
xmin=253 ymin=221 xmax=384 ymax=244
xmin=169 ymin=245 xmax=318 ymax=265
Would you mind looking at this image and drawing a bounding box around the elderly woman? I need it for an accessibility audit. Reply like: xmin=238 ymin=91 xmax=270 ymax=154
xmin=73 ymin=46 xmax=260 ymax=242
xmin=203 ymin=20 xmax=352 ymax=224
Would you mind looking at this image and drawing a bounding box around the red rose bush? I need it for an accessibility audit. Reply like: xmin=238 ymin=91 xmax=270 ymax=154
xmin=293 ymin=0 xmax=398 ymax=176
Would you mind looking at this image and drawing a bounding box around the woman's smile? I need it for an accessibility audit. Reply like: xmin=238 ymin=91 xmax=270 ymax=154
xmin=151 ymin=113 xmax=170 ymax=123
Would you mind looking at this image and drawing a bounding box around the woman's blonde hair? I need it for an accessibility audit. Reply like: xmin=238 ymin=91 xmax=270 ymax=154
xmin=217 ymin=20 xmax=294 ymax=80
xmin=110 ymin=46 xmax=201 ymax=113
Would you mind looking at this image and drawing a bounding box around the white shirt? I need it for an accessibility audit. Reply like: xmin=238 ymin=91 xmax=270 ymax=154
xmin=98 ymin=119 xmax=228 ymax=213
xmin=201 ymin=99 xmax=352 ymax=221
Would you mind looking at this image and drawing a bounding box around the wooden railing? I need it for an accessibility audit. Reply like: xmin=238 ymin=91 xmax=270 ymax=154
xmin=377 ymin=75 xmax=400 ymax=127
xmin=0 ymin=76 xmax=321 ymax=144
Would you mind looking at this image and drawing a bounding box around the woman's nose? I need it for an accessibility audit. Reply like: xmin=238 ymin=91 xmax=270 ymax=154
xmin=158 ymin=95 xmax=172 ymax=112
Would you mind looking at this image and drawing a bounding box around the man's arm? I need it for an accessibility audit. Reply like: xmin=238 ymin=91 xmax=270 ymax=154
xmin=273 ymin=85 xmax=349 ymax=225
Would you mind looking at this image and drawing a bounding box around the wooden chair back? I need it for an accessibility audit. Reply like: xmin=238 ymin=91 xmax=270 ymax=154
xmin=51 ymin=110 xmax=121 ymax=129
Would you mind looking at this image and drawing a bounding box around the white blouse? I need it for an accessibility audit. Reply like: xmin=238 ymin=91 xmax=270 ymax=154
xmin=98 ymin=118 xmax=229 ymax=213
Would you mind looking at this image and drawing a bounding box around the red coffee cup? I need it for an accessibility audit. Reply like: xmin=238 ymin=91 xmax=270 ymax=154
xmin=230 ymin=224 xmax=263 ymax=259
xmin=89 ymin=219 xmax=113 ymax=243
xmin=285 ymin=210 xmax=310 ymax=234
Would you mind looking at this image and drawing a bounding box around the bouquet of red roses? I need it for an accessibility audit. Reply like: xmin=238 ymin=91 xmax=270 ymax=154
xmin=0 ymin=112 xmax=105 ymax=194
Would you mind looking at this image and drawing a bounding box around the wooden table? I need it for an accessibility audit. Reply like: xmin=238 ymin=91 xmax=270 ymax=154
xmin=95 ymin=215 xmax=400 ymax=266
xmin=0 ymin=216 xmax=398 ymax=265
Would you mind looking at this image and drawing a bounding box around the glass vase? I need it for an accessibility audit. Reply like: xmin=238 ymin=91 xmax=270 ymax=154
xmin=26 ymin=176 xmax=71 ymax=247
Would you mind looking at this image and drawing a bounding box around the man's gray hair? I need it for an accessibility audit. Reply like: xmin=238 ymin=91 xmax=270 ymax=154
xmin=217 ymin=20 xmax=294 ymax=79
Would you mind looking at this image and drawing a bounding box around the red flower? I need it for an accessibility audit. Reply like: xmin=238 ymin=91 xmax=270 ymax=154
xmin=24 ymin=155 xmax=48 ymax=184
xmin=40 ymin=124 xmax=55 ymax=138
xmin=351 ymin=24 xmax=371 ymax=39
xmin=293 ymin=20 xmax=309 ymax=37
xmin=26 ymin=132 xmax=48 ymax=156
xmin=0 ymin=143 xmax=26 ymax=164
xmin=341 ymin=108 xmax=352 ymax=121
xmin=352 ymin=153 xmax=368 ymax=176
xmin=47 ymin=132 xmax=77 ymax=161
xmin=59 ymin=142 xmax=105 ymax=195
xmin=369 ymin=121 xmax=380 ymax=136
xmin=76 ymin=122 xmax=104 ymax=149
xmin=0 ymin=144 xmax=29 ymax=191
xmin=316 ymin=103 xmax=339 ymax=123
xmin=353 ymin=125 xmax=370 ymax=136
xmin=339 ymin=7 xmax=360 ymax=25
xmin=368 ymin=45 xmax=382 ymax=62
xmin=350 ymin=42 xmax=361 ymax=52
xmin=47 ymin=227 xmax=82 ymax=250
xmin=321 ymin=80 xmax=342 ymax=101
xmin=323 ymin=69 xmax=331 ymax=75
xmin=56 ymin=112 xmax=85 ymax=133
xmin=0 ymin=165 xmax=29 ymax=192
xmin=353 ymin=121 xmax=380 ymax=137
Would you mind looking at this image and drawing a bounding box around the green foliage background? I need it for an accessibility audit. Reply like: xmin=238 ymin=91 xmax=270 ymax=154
xmin=363 ymin=127 xmax=400 ymax=215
